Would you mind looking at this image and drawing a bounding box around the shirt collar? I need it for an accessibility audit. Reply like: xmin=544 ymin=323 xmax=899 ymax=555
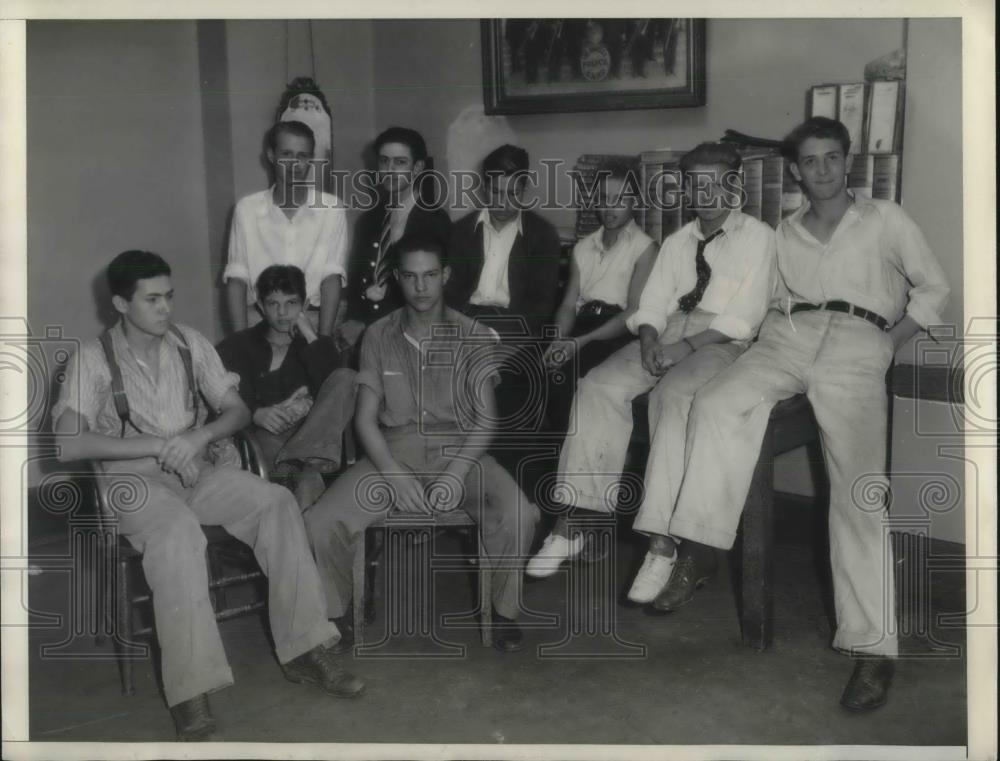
xmin=594 ymin=219 xmax=638 ymax=253
xmin=789 ymin=191 xmax=866 ymax=238
xmin=476 ymin=208 xmax=523 ymax=236
xmin=261 ymin=185 xmax=319 ymax=217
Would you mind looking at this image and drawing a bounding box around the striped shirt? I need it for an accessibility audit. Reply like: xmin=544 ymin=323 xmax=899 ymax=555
xmin=52 ymin=321 xmax=240 ymax=439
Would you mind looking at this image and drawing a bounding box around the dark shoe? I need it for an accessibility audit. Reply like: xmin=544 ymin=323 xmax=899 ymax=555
xmin=329 ymin=616 xmax=355 ymax=655
xmin=650 ymin=555 xmax=715 ymax=612
xmin=169 ymin=693 xmax=216 ymax=741
xmin=840 ymin=656 xmax=894 ymax=711
xmin=491 ymin=609 xmax=524 ymax=653
xmin=282 ymin=644 xmax=366 ymax=698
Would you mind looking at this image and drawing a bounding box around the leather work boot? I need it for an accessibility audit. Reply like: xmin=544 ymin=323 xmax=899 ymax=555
xmin=840 ymin=656 xmax=895 ymax=711
xmin=650 ymin=553 xmax=715 ymax=612
xmin=282 ymin=644 xmax=366 ymax=698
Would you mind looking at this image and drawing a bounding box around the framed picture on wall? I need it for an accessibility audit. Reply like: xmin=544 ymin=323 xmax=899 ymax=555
xmin=481 ymin=18 xmax=706 ymax=115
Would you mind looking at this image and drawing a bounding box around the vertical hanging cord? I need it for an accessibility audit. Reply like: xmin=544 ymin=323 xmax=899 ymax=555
xmin=284 ymin=20 xmax=290 ymax=86
xmin=308 ymin=20 xmax=317 ymax=79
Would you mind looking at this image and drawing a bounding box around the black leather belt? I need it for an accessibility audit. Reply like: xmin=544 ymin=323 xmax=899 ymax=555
xmin=790 ymin=300 xmax=890 ymax=332
xmin=577 ymin=300 xmax=623 ymax=319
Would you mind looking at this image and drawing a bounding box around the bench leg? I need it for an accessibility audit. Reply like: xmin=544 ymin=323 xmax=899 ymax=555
xmin=478 ymin=534 xmax=492 ymax=647
xmin=115 ymin=555 xmax=136 ymax=695
xmin=352 ymin=532 xmax=367 ymax=648
xmin=741 ymin=426 xmax=775 ymax=651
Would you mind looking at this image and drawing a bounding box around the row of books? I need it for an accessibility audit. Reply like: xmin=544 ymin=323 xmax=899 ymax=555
xmin=574 ymin=149 xmax=900 ymax=246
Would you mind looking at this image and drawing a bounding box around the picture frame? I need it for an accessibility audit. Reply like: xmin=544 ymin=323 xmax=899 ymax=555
xmin=481 ymin=19 xmax=706 ymax=115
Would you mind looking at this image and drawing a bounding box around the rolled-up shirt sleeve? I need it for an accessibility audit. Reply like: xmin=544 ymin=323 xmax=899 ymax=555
xmin=889 ymin=205 xmax=950 ymax=329
xmin=319 ymin=205 xmax=349 ymax=286
xmin=355 ymin=327 xmax=384 ymax=399
xmin=626 ymin=236 xmax=678 ymax=335
xmin=51 ymin=343 xmax=105 ymax=431
xmin=709 ymin=223 xmax=777 ymax=341
xmin=183 ymin=328 xmax=241 ymax=412
xmin=222 ymin=200 xmax=251 ymax=286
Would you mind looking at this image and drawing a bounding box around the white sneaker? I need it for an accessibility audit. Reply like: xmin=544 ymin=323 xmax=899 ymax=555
xmin=526 ymin=533 xmax=585 ymax=578
xmin=626 ymin=551 xmax=677 ymax=603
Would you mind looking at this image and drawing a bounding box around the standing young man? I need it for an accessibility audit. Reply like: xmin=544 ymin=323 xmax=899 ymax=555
xmin=217 ymin=265 xmax=356 ymax=510
xmin=445 ymin=144 xmax=562 ymax=452
xmin=53 ymin=251 xmax=365 ymax=741
xmin=306 ymin=234 xmax=540 ymax=652
xmin=339 ymin=127 xmax=452 ymax=348
xmin=224 ymin=121 xmax=348 ymax=337
xmin=526 ymin=144 xmax=776 ymax=590
xmin=664 ymin=118 xmax=950 ymax=711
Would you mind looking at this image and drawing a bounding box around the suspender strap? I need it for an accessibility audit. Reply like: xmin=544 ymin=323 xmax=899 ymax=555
xmin=168 ymin=325 xmax=200 ymax=422
xmin=98 ymin=331 xmax=134 ymax=437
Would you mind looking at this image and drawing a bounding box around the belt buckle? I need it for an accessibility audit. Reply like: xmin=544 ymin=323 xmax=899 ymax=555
xmin=847 ymin=303 xmax=856 ymax=317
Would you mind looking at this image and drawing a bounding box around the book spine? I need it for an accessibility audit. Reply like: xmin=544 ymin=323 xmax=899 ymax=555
xmin=741 ymin=156 xmax=764 ymax=221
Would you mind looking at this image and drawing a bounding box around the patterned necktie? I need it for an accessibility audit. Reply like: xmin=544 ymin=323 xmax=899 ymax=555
xmin=677 ymin=228 xmax=724 ymax=313
xmin=372 ymin=207 xmax=394 ymax=286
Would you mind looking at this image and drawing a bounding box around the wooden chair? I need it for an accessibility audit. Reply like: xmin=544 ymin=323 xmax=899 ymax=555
xmin=352 ymin=509 xmax=494 ymax=648
xmin=93 ymin=430 xmax=269 ymax=696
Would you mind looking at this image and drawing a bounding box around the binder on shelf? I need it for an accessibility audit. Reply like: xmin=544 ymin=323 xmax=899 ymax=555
xmin=848 ymin=154 xmax=875 ymax=199
xmin=865 ymin=80 xmax=904 ymax=155
xmin=809 ymin=84 xmax=838 ymax=119
xmin=872 ymin=154 xmax=900 ymax=202
xmin=761 ymin=155 xmax=787 ymax=229
xmin=837 ymin=83 xmax=867 ymax=154
xmin=741 ymin=155 xmax=764 ymax=221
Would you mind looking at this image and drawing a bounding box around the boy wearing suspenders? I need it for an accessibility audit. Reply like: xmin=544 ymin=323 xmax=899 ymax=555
xmin=53 ymin=251 xmax=366 ymax=741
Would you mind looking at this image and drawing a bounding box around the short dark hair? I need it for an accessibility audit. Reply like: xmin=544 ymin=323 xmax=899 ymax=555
xmin=781 ymin=117 xmax=851 ymax=162
xmin=275 ymin=77 xmax=332 ymax=119
xmin=266 ymin=120 xmax=316 ymax=155
xmin=482 ymin=144 xmax=529 ymax=176
xmin=679 ymin=142 xmax=743 ymax=174
xmin=391 ymin=233 xmax=448 ymax=270
xmin=255 ymin=265 xmax=306 ymax=302
xmin=374 ymin=127 xmax=428 ymax=164
xmin=107 ymin=250 xmax=171 ymax=301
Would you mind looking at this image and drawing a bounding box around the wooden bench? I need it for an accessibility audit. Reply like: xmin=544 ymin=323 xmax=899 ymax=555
xmin=631 ymin=392 xmax=821 ymax=650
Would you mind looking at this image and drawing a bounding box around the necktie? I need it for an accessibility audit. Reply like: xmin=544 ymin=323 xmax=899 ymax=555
xmin=677 ymin=228 xmax=724 ymax=313
xmin=372 ymin=207 xmax=394 ymax=286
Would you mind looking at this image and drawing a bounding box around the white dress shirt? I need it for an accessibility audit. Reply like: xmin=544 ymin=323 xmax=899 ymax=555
xmin=469 ymin=210 xmax=523 ymax=308
xmin=776 ymin=194 xmax=949 ymax=328
xmin=573 ymin=220 xmax=654 ymax=310
xmin=223 ymin=187 xmax=348 ymax=308
xmin=626 ymin=210 xmax=776 ymax=341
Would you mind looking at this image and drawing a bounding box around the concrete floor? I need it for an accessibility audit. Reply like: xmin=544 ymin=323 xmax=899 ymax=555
xmin=26 ymin=499 xmax=967 ymax=747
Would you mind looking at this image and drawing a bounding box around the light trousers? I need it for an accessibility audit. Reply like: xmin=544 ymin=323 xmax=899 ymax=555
xmin=304 ymin=427 xmax=540 ymax=620
xmin=104 ymin=457 xmax=339 ymax=707
xmin=670 ymin=309 xmax=898 ymax=657
xmin=556 ymin=310 xmax=743 ymax=517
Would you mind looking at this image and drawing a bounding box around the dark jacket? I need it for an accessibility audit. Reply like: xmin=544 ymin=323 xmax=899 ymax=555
xmin=445 ymin=209 xmax=562 ymax=336
xmin=346 ymin=197 xmax=452 ymax=324
xmin=216 ymin=321 xmax=340 ymax=411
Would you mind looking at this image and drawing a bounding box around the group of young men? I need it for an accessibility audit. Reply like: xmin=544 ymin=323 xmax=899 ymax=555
xmin=54 ymin=112 xmax=948 ymax=740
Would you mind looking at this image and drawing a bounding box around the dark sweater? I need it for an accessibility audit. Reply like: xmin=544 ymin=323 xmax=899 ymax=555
xmin=444 ymin=209 xmax=562 ymax=336
xmin=216 ymin=321 xmax=341 ymax=411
